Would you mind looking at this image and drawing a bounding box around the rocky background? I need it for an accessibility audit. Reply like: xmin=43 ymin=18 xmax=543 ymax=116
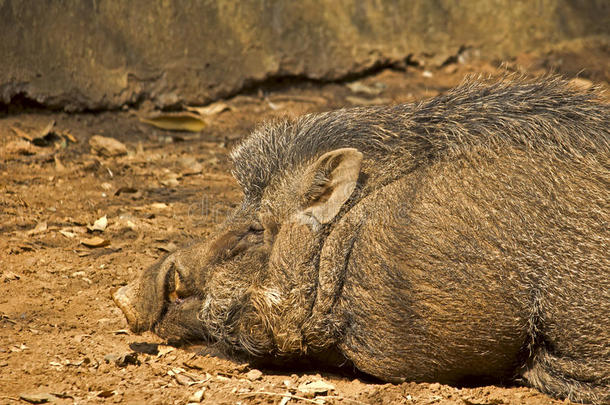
xmin=1 ymin=0 xmax=608 ymax=110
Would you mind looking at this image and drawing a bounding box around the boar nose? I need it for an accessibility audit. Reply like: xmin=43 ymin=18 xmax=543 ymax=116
xmin=112 ymin=284 xmax=142 ymax=332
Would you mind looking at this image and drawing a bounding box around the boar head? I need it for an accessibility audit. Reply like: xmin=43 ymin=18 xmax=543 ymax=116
xmin=113 ymin=147 xmax=363 ymax=357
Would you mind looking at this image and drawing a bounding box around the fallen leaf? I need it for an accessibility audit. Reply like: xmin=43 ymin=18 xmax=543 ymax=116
xmin=58 ymin=130 xmax=77 ymax=143
xmin=114 ymin=186 xmax=138 ymax=196
xmin=174 ymin=373 xmax=196 ymax=386
xmin=39 ymin=120 xmax=55 ymax=138
xmin=140 ymin=111 xmax=206 ymax=132
xmin=97 ymin=390 xmax=115 ymax=398
xmin=88 ymin=215 xmax=108 ymax=232
xmin=186 ymin=102 xmax=232 ymax=116
xmin=59 ymin=229 xmax=77 ymax=238
xmin=188 ymin=388 xmax=206 ymax=402
xmin=10 ymin=126 xmax=34 ymax=141
xmin=346 ymin=81 xmax=385 ymax=96
xmin=2 ymin=271 xmax=21 ymax=282
xmin=80 ymin=236 xmax=110 ymax=248
xmin=157 ymin=345 xmax=176 ymax=357
xmin=89 ymin=135 xmax=128 ymax=157
xmin=19 ymin=392 xmax=55 ymax=404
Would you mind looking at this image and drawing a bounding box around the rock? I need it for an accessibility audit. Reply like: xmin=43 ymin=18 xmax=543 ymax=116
xmin=1 ymin=2 xmax=607 ymax=111
xmin=104 ymin=351 xmax=139 ymax=367
xmin=188 ymin=388 xmax=206 ymax=402
xmin=89 ymin=135 xmax=127 ymax=157
xmin=297 ymin=380 xmax=335 ymax=396
xmin=19 ymin=393 xmax=56 ymax=404
xmin=245 ymin=369 xmax=263 ymax=381
xmin=2 ymin=140 xmax=38 ymax=156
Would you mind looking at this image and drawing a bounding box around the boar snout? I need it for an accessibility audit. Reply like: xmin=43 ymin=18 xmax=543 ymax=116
xmin=112 ymin=284 xmax=146 ymax=333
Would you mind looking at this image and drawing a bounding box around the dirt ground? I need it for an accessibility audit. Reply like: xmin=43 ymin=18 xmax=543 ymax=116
xmin=1 ymin=42 xmax=608 ymax=405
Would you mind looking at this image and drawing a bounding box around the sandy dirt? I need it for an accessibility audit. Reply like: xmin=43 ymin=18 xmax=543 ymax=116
xmin=1 ymin=44 xmax=608 ymax=405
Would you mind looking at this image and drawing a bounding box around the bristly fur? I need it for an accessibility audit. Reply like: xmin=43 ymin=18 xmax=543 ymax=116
xmin=117 ymin=76 xmax=610 ymax=404
xmin=231 ymin=75 xmax=608 ymax=201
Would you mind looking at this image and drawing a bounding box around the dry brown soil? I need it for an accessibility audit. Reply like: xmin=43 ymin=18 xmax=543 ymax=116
xmin=1 ymin=45 xmax=608 ymax=405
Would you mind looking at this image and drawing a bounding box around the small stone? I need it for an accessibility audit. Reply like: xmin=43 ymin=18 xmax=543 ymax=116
xmin=104 ymin=351 xmax=139 ymax=367
xmin=187 ymin=388 xmax=206 ymax=402
xmin=297 ymin=380 xmax=335 ymax=396
xmin=89 ymin=135 xmax=128 ymax=157
xmin=245 ymin=369 xmax=263 ymax=381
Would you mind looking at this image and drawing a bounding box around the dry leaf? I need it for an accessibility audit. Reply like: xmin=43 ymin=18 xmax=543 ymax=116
xmin=19 ymin=392 xmax=55 ymax=404
xmin=188 ymin=388 xmax=206 ymax=403
xmin=58 ymin=130 xmax=77 ymax=143
xmin=2 ymin=271 xmax=21 ymax=282
xmin=186 ymin=102 xmax=232 ymax=116
xmin=80 ymin=236 xmax=110 ymax=248
xmin=97 ymin=390 xmax=115 ymax=398
xmin=157 ymin=345 xmax=176 ymax=357
xmin=39 ymin=120 xmax=55 ymax=138
xmin=346 ymin=81 xmax=385 ymax=96
xmin=11 ymin=126 xmax=33 ymax=141
xmin=88 ymin=215 xmax=108 ymax=232
xmin=59 ymin=229 xmax=77 ymax=238
xmin=140 ymin=111 xmax=206 ymax=132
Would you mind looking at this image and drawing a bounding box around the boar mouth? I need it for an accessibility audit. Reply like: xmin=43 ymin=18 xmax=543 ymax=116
xmin=112 ymin=284 xmax=147 ymax=333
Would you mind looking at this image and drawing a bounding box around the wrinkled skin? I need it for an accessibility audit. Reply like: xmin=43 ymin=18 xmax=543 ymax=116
xmin=114 ymin=78 xmax=610 ymax=403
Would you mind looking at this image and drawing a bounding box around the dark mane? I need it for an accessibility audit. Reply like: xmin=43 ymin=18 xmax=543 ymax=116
xmin=230 ymin=76 xmax=609 ymax=200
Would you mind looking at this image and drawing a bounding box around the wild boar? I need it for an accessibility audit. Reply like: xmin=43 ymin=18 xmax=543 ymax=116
xmin=114 ymin=77 xmax=609 ymax=403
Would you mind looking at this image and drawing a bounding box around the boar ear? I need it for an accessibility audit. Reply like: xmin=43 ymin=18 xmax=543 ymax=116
xmin=300 ymin=148 xmax=363 ymax=224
